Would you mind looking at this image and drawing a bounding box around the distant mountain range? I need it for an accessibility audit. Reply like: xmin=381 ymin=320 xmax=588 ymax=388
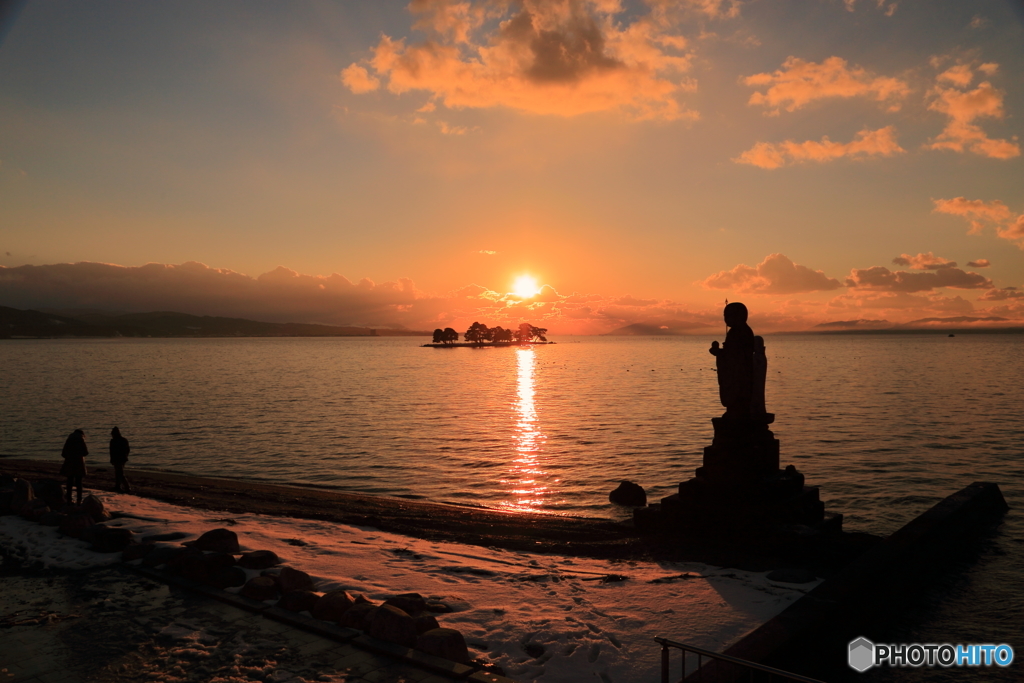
xmin=605 ymin=316 xmax=1023 ymax=336
xmin=0 ymin=306 xmax=429 ymax=338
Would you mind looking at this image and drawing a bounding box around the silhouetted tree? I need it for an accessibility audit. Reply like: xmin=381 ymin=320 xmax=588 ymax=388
xmin=442 ymin=327 xmax=459 ymax=344
xmin=464 ymin=321 xmax=491 ymax=344
xmin=491 ymin=326 xmax=514 ymax=343
xmin=432 ymin=328 xmax=444 ymax=344
xmin=530 ymin=325 xmax=548 ymax=342
xmin=516 ymin=322 xmax=547 ymax=342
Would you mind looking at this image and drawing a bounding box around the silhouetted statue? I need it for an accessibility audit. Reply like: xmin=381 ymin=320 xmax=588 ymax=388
xmin=60 ymin=429 xmax=88 ymax=504
xmin=110 ymin=426 xmax=132 ymax=494
xmin=709 ymin=302 xmax=768 ymax=420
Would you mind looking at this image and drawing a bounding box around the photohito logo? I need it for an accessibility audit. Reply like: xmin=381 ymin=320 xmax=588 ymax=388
xmin=848 ymin=637 xmax=1014 ymax=671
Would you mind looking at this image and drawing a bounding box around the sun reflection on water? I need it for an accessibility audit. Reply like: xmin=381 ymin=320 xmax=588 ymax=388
xmin=499 ymin=346 xmax=557 ymax=511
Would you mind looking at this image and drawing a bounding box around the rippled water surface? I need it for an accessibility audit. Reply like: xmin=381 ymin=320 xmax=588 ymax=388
xmin=2 ymin=334 xmax=1023 ymax=676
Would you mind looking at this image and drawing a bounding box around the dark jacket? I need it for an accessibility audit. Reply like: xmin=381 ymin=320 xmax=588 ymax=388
xmin=110 ymin=435 xmax=130 ymax=464
xmin=60 ymin=432 xmax=88 ymax=477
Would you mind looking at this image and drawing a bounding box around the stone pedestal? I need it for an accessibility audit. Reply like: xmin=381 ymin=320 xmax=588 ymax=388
xmin=634 ymin=413 xmax=841 ymax=539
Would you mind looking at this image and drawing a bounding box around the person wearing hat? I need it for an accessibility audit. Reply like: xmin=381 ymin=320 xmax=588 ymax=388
xmin=109 ymin=426 xmax=132 ymax=493
xmin=60 ymin=429 xmax=88 ymax=504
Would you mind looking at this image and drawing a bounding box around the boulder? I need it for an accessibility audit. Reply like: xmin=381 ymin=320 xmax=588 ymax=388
xmin=415 ymin=614 xmax=440 ymax=634
xmin=425 ymin=601 xmax=453 ymax=614
xmin=168 ymin=548 xmax=209 ymax=583
xmin=81 ymin=495 xmax=111 ymax=523
xmin=187 ymin=528 xmax=240 ymax=554
xmin=207 ymin=566 xmax=248 ymax=589
xmin=10 ymin=478 xmax=33 ymax=514
xmin=766 ymin=568 xmax=816 ymax=584
xmin=39 ymin=511 xmax=67 ymax=527
xmin=277 ymin=566 xmax=315 ymax=593
xmin=58 ymin=512 xmax=94 ymax=539
xmin=204 ymin=552 xmax=238 ymax=571
xmin=142 ymin=546 xmax=188 ymax=568
xmin=238 ymin=549 xmax=279 ymax=569
xmin=278 ymin=590 xmax=320 ymax=613
xmin=91 ymin=527 xmax=134 ymax=553
xmin=122 ymin=543 xmax=156 ymax=562
xmin=31 ymin=479 xmax=65 ymax=509
xmin=384 ymin=593 xmax=428 ymax=615
xmin=338 ymin=602 xmax=378 ymax=631
xmin=609 ymin=481 xmax=647 ymax=507
xmin=368 ymin=604 xmax=417 ymax=647
xmin=0 ymin=491 xmax=12 ymax=515
xmin=416 ymin=628 xmax=470 ymax=664
xmin=311 ymin=590 xmax=354 ymax=621
xmin=20 ymin=498 xmax=49 ymax=521
xmin=241 ymin=576 xmax=279 ymax=601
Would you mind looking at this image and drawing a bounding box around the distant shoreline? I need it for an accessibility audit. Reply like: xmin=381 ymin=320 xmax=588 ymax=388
xmin=421 ymin=341 xmax=556 ymax=348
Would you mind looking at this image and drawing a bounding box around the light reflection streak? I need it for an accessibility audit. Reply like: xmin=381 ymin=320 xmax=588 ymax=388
xmin=499 ymin=347 xmax=556 ymax=511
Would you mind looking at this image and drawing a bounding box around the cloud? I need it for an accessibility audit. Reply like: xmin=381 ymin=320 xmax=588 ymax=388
xmin=477 ymin=250 xmax=498 ymax=255
xmin=828 ymin=291 xmax=975 ymax=314
xmin=979 ymin=287 xmax=1023 ymax=301
xmin=700 ymin=253 xmax=843 ymax=294
xmin=342 ymin=0 xmax=700 ymax=121
xmin=733 ymin=126 xmax=904 ymax=169
xmin=966 ymin=259 xmax=990 ymax=268
xmin=743 ymin=56 xmax=909 ymax=115
xmin=934 ymin=197 xmax=1024 ymax=247
xmin=891 ymin=252 xmax=957 ymax=269
xmin=845 ymin=265 xmax=993 ymax=292
xmin=926 ymin=64 xmax=1020 ymax=159
xmin=340 ymin=64 xmax=380 ymax=94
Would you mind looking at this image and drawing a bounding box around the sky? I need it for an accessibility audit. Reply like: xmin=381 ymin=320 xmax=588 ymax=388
xmin=1 ymin=0 xmax=1023 ymax=333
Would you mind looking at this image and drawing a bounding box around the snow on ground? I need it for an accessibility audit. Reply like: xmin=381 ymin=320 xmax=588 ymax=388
xmin=0 ymin=490 xmax=819 ymax=683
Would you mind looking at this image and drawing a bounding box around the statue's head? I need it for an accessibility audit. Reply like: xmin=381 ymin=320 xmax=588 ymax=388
xmin=723 ymin=302 xmax=748 ymax=327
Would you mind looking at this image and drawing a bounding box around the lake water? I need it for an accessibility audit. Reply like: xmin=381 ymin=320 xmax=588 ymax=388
xmin=1 ymin=334 xmax=1022 ymax=678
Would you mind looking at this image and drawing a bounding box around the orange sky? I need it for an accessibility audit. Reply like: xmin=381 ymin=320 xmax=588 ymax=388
xmin=1 ymin=1 xmax=1022 ymax=333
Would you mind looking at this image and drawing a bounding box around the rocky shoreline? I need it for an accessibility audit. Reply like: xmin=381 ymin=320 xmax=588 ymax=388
xmin=0 ymin=458 xmax=880 ymax=577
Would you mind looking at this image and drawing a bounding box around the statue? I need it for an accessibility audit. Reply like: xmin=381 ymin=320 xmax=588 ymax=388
xmin=709 ymin=302 xmax=768 ymax=420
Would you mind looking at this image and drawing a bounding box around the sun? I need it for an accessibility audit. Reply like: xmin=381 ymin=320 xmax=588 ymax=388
xmin=512 ymin=275 xmax=541 ymax=299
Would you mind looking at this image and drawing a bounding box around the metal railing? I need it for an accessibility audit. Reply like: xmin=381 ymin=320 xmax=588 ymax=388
xmin=655 ymin=637 xmax=826 ymax=683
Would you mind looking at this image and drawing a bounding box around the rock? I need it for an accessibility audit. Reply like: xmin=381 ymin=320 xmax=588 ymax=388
xmin=354 ymin=593 xmax=375 ymax=605
xmin=140 ymin=531 xmax=190 ymax=543
xmin=241 ymin=576 xmax=279 ymax=601
xmin=368 ymin=604 xmax=417 ymax=647
xmin=31 ymin=479 xmax=65 ymax=509
xmin=425 ymin=601 xmax=453 ymax=613
xmin=142 ymin=546 xmax=188 ymax=567
xmin=416 ymin=628 xmax=470 ymax=664
xmin=20 ymin=498 xmax=49 ymax=521
xmin=277 ymin=566 xmax=315 ymax=593
xmin=278 ymin=590 xmax=320 ymax=613
xmin=39 ymin=511 xmax=67 ymax=527
xmin=204 ymin=552 xmax=237 ymax=571
xmin=122 ymin=543 xmax=156 ymax=562
xmin=766 ymin=568 xmax=816 ymax=584
xmin=81 ymin=495 xmax=111 ymax=523
xmin=168 ymin=548 xmax=209 ymax=582
xmin=238 ymin=549 xmax=279 ymax=569
xmin=58 ymin=512 xmax=94 ymax=539
xmin=414 ymin=614 xmax=440 ymax=634
xmin=91 ymin=527 xmax=134 ymax=553
xmin=207 ymin=566 xmax=247 ymax=589
xmin=10 ymin=478 xmax=34 ymax=514
xmin=609 ymin=481 xmax=647 ymax=507
xmin=187 ymin=528 xmax=240 ymax=554
xmin=384 ymin=593 xmax=428 ymax=615
xmin=338 ymin=602 xmax=378 ymax=631
xmin=0 ymin=491 xmax=12 ymax=515
xmin=311 ymin=590 xmax=354 ymax=621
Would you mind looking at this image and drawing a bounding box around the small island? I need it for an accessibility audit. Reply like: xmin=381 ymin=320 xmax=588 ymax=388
xmin=422 ymin=321 xmax=553 ymax=348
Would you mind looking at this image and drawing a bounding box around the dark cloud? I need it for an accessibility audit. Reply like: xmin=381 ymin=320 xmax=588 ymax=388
xmin=845 ymin=265 xmax=993 ymax=292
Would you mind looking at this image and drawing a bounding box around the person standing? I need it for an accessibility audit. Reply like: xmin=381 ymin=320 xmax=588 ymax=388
xmin=109 ymin=426 xmax=132 ymax=493
xmin=60 ymin=429 xmax=88 ymax=504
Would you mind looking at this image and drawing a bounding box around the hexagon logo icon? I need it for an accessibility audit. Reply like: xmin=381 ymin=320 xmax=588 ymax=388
xmin=848 ymin=637 xmax=875 ymax=672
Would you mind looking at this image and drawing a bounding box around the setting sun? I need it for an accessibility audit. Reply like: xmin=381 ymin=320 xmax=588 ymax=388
xmin=512 ymin=275 xmax=541 ymax=299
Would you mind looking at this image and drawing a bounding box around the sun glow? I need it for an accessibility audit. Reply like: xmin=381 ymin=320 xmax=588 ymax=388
xmin=512 ymin=275 xmax=541 ymax=299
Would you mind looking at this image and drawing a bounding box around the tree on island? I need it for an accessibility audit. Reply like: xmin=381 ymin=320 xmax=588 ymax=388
xmin=516 ymin=322 xmax=547 ymax=342
xmin=464 ymin=321 xmax=491 ymax=344
xmin=433 ymin=327 xmax=460 ymax=344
